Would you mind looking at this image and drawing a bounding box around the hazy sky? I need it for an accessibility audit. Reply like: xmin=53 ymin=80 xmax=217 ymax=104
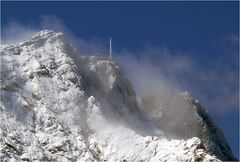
xmin=1 ymin=1 xmax=239 ymax=158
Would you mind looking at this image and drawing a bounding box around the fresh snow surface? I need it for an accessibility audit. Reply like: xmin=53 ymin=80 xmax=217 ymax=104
xmin=0 ymin=30 xmax=236 ymax=161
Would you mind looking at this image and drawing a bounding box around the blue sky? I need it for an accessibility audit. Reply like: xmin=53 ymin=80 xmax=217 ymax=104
xmin=1 ymin=1 xmax=239 ymax=158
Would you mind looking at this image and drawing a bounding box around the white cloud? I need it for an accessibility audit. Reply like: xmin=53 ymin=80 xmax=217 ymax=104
xmin=116 ymin=44 xmax=238 ymax=114
xmin=1 ymin=21 xmax=38 ymax=44
xmin=1 ymin=16 xmax=238 ymax=114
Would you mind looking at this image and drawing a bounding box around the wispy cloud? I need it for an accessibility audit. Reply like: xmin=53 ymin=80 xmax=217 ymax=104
xmin=116 ymin=42 xmax=238 ymax=114
xmin=1 ymin=16 xmax=238 ymax=114
xmin=1 ymin=15 xmax=109 ymax=56
xmin=1 ymin=21 xmax=38 ymax=44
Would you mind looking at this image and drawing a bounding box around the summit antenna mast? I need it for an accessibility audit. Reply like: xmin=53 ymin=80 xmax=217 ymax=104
xmin=109 ymin=37 xmax=112 ymax=59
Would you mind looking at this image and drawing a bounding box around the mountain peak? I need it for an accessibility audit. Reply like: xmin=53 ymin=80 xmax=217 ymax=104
xmin=0 ymin=31 xmax=236 ymax=161
xmin=30 ymin=29 xmax=57 ymax=37
xmin=16 ymin=30 xmax=63 ymax=47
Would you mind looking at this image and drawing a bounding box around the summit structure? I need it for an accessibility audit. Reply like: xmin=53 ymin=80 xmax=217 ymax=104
xmin=109 ymin=37 xmax=112 ymax=59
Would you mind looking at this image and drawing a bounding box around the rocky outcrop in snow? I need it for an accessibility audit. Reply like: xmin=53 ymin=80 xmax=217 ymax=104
xmin=0 ymin=30 xmax=236 ymax=161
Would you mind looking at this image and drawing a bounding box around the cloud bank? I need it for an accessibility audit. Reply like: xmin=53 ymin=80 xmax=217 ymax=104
xmin=116 ymin=44 xmax=238 ymax=114
xmin=1 ymin=15 xmax=238 ymax=114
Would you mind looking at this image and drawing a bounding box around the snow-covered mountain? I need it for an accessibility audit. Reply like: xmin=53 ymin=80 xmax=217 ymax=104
xmin=0 ymin=30 xmax=237 ymax=161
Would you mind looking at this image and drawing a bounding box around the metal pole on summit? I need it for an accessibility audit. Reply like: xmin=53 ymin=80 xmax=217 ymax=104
xmin=109 ymin=37 xmax=112 ymax=59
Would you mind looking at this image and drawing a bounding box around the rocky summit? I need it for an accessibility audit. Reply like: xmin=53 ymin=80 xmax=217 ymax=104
xmin=0 ymin=30 xmax=236 ymax=161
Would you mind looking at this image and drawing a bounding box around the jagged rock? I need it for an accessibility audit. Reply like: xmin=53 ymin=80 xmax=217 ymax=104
xmin=0 ymin=30 xmax=236 ymax=161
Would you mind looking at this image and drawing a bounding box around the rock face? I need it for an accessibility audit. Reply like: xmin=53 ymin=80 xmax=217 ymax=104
xmin=0 ymin=30 xmax=236 ymax=161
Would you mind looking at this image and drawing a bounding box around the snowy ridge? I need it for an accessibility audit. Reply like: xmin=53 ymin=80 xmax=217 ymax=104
xmin=0 ymin=30 xmax=236 ymax=161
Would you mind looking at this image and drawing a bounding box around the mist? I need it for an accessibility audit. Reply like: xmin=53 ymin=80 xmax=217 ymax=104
xmin=1 ymin=15 xmax=238 ymax=139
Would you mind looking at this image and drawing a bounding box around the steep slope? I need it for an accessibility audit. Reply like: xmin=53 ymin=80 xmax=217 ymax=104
xmin=0 ymin=30 xmax=236 ymax=161
xmin=141 ymin=91 xmax=237 ymax=161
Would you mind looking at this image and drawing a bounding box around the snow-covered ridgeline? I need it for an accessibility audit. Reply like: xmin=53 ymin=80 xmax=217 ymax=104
xmin=0 ymin=30 xmax=236 ymax=161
